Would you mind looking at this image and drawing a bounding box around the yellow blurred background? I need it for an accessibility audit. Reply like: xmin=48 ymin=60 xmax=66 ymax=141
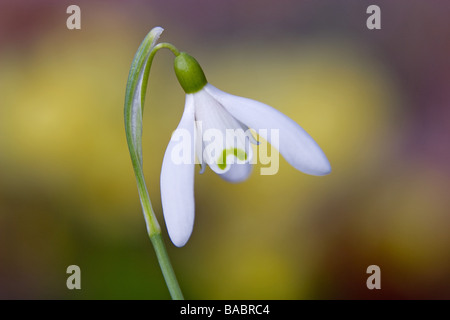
xmin=1 ymin=0 xmax=450 ymax=299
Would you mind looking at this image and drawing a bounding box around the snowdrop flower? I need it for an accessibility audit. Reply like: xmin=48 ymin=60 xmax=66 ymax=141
xmin=161 ymin=52 xmax=331 ymax=247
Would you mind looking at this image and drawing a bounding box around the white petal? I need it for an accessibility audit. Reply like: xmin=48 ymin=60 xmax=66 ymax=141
xmin=160 ymin=95 xmax=196 ymax=247
xmin=193 ymin=89 xmax=253 ymax=175
xmin=219 ymin=162 xmax=253 ymax=183
xmin=205 ymin=84 xmax=331 ymax=176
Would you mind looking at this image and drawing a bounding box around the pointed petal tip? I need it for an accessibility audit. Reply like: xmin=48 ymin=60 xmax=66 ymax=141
xmin=169 ymin=230 xmax=191 ymax=247
xmin=162 ymin=193 xmax=195 ymax=247
xmin=315 ymin=164 xmax=332 ymax=176
xmin=314 ymin=151 xmax=332 ymax=176
xmin=322 ymin=159 xmax=332 ymax=175
xmin=303 ymin=156 xmax=331 ymax=176
xmin=162 ymin=192 xmax=194 ymax=247
xmin=322 ymin=166 xmax=332 ymax=176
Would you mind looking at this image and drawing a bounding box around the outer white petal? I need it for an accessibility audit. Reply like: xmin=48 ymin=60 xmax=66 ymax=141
xmin=219 ymin=162 xmax=253 ymax=183
xmin=205 ymin=84 xmax=331 ymax=176
xmin=160 ymin=95 xmax=196 ymax=247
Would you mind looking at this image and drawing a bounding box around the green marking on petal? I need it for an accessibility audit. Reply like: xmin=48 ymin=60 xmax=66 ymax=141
xmin=217 ymin=148 xmax=247 ymax=170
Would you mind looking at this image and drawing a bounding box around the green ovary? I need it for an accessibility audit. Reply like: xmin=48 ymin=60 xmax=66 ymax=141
xmin=217 ymin=148 xmax=247 ymax=170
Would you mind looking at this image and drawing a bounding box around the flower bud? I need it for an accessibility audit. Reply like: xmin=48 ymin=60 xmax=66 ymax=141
xmin=174 ymin=52 xmax=207 ymax=93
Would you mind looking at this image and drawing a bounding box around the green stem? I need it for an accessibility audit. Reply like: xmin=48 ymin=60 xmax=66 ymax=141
xmin=150 ymin=234 xmax=184 ymax=300
xmin=133 ymin=156 xmax=184 ymax=300
xmin=154 ymin=42 xmax=181 ymax=56
xmin=124 ymin=29 xmax=183 ymax=299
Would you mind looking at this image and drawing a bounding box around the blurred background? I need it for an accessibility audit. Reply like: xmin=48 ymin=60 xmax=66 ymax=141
xmin=1 ymin=0 xmax=450 ymax=299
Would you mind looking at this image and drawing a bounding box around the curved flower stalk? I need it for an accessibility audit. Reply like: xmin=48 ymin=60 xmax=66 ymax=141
xmin=124 ymin=27 xmax=183 ymax=300
xmin=161 ymin=53 xmax=331 ymax=247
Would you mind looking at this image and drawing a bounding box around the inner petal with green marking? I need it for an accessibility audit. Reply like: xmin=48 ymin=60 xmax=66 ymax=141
xmin=217 ymin=148 xmax=248 ymax=170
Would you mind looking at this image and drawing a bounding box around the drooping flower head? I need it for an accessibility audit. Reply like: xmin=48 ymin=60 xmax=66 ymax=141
xmin=161 ymin=52 xmax=331 ymax=247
